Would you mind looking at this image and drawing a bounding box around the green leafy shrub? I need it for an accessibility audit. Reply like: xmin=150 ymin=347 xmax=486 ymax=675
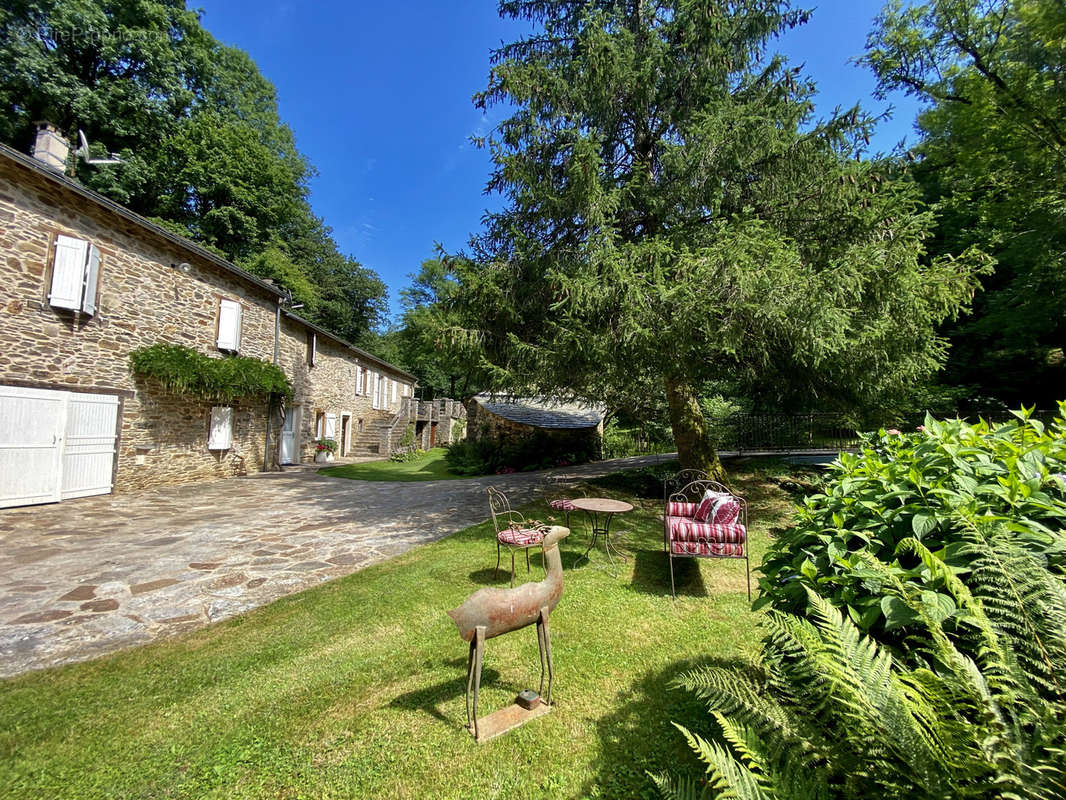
xmin=759 ymin=407 xmax=1066 ymax=634
xmin=390 ymin=448 xmax=426 ymax=463
xmin=658 ymin=524 xmax=1066 ymax=798
xmin=444 ymin=432 xmax=599 ymax=476
xmin=130 ymin=343 xmax=292 ymax=401
xmin=314 ymin=438 xmax=337 ymax=455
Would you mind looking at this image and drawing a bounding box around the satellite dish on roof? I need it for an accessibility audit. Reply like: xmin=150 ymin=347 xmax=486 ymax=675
xmin=76 ymin=130 xmax=124 ymax=166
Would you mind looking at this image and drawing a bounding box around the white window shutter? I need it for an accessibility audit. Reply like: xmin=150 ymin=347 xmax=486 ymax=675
xmin=49 ymin=235 xmax=88 ymax=310
xmin=372 ymin=373 xmax=381 ymax=409
xmin=355 ymin=366 xmax=363 ymax=395
xmin=402 ymin=384 xmax=409 ymax=397
xmin=81 ymin=244 xmax=101 ymax=315
xmin=324 ymin=413 xmax=337 ymax=439
xmin=208 ymin=406 xmax=233 ymax=450
xmin=382 ymin=377 xmax=389 ymax=408
xmin=217 ymin=299 xmax=241 ymax=351
xmin=392 ymin=380 xmax=398 ymax=404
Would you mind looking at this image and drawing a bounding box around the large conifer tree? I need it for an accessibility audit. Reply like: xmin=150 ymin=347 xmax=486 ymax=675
xmin=454 ymin=0 xmax=986 ymax=475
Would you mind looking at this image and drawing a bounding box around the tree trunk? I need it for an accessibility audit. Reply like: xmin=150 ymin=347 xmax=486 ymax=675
xmin=664 ymin=377 xmax=724 ymax=481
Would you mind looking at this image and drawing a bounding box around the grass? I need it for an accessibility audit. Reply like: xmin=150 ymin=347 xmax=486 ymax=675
xmin=0 ymin=462 xmax=802 ymax=800
xmin=319 ymin=448 xmax=463 ymax=482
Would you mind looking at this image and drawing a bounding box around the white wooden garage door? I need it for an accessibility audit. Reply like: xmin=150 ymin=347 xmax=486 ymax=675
xmin=0 ymin=386 xmax=120 ymax=509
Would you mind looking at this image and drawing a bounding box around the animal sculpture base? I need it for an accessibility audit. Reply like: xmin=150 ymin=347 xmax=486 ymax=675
xmin=469 ymin=700 xmax=552 ymax=743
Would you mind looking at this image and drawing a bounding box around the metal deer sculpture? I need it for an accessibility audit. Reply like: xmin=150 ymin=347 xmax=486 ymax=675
xmin=447 ymin=525 xmax=569 ymax=739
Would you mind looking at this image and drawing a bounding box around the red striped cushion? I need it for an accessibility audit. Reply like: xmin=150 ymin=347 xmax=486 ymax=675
xmin=671 ymin=540 xmax=745 ymax=557
xmin=549 ymin=498 xmax=575 ymax=511
xmin=498 ymin=527 xmax=544 ymax=547
xmin=667 ymin=501 xmax=698 ymax=517
xmin=667 ymin=517 xmax=747 ymax=544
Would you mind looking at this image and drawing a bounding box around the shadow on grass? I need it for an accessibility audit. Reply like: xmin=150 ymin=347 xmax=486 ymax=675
xmin=582 ymin=656 xmax=755 ymax=799
xmin=390 ymin=659 xmax=501 ymax=727
xmin=467 ymin=547 xmax=603 ymax=586
xmin=628 ymin=547 xmax=708 ymax=598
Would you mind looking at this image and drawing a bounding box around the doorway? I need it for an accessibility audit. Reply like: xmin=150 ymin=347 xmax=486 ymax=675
xmin=280 ymin=405 xmax=299 ymax=465
xmin=341 ymin=414 xmax=351 ymax=457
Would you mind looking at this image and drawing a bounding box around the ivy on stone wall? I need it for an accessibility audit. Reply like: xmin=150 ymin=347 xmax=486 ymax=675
xmin=130 ymin=344 xmax=293 ymax=402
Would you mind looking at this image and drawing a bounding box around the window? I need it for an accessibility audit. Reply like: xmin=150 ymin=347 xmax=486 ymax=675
xmin=307 ymin=331 xmax=317 ymax=366
xmin=208 ymin=406 xmax=233 ymax=450
xmin=216 ymin=299 xmax=242 ymax=352
xmin=49 ymin=234 xmax=101 ymax=314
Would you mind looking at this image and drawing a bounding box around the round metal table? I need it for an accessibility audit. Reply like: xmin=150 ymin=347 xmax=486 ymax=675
xmin=570 ymin=497 xmax=633 ymax=576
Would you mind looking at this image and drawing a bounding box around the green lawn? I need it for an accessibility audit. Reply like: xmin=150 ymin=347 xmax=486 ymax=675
xmin=0 ymin=464 xmax=798 ymax=800
xmin=319 ymin=447 xmax=462 ymax=481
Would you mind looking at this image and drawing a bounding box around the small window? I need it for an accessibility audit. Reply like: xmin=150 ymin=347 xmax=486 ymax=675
xmin=307 ymin=331 xmax=317 ymax=367
xmin=208 ymin=406 xmax=233 ymax=450
xmin=49 ymin=234 xmax=101 ymax=314
xmin=217 ymin=299 xmax=242 ymax=352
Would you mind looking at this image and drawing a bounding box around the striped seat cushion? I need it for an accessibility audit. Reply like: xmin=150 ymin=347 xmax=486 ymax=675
xmin=498 ymin=527 xmax=544 ymax=547
xmin=667 ymin=516 xmax=746 ymax=545
xmin=549 ymin=498 xmax=575 ymax=511
xmin=667 ymin=501 xmax=698 ymax=517
xmin=671 ymin=540 xmax=746 ymax=557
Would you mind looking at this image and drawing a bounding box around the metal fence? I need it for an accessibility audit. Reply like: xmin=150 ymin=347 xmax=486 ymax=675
xmin=600 ymin=409 xmax=1059 ymax=459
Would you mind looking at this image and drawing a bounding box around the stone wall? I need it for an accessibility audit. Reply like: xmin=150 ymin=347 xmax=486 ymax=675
xmin=466 ymin=401 xmax=600 ymax=460
xmin=0 ymin=154 xmax=416 ymax=495
xmin=275 ymin=318 xmax=413 ymax=461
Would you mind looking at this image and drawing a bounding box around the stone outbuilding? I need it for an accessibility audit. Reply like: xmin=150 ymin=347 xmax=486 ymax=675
xmin=466 ymin=394 xmax=605 ymax=461
xmin=0 ymin=129 xmax=435 ymax=508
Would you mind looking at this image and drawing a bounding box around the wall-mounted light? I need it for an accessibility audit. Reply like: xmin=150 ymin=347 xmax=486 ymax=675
xmin=171 ymin=262 xmax=191 ymax=273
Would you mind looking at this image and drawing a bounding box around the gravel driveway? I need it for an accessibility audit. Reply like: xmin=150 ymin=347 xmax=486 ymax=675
xmin=0 ymin=454 xmax=672 ymax=676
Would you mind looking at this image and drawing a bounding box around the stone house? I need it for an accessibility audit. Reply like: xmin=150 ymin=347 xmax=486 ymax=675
xmin=0 ymin=128 xmax=419 ymax=508
xmin=466 ymin=394 xmax=604 ymax=462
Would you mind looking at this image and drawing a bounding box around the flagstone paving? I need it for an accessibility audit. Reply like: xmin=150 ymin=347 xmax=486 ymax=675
xmin=0 ymin=454 xmax=673 ymax=677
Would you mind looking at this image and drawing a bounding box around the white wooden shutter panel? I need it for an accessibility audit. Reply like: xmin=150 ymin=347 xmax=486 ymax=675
xmin=217 ymin=299 xmax=242 ymax=351
xmin=49 ymin=235 xmax=88 ymax=310
xmin=81 ymin=244 xmax=101 ymax=315
xmin=392 ymin=380 xmax=398 ymax=404
xmin=402 ymin=384 xmax=409 ymax=397
xmin=208 ymin=406 xmax=233 ymax=450
xmin=355 ymin=366 xmax=363 ymax=395
xmin=324 ymin=413 xmax=337 ymax=439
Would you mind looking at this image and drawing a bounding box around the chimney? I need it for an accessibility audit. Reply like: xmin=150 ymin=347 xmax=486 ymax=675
xmin=32 ymin=122 xmax=70 ymax=173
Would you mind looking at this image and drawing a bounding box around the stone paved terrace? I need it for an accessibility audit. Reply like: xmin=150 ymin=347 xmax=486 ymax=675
xmin=0 ymin=454 xmax=674 ymax=677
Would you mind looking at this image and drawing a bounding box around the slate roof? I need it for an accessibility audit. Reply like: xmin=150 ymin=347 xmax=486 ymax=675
xmin=474 ymin=394 xmax=604 ymax=429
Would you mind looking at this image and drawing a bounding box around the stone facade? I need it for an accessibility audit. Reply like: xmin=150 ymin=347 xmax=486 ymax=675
xmin=0 ymin=145 xmax=416 ymax=500
xmin=466 ymin=396 xmax=603 ymax=462
xmin=276 ymin=315 xmax=414 ymax=462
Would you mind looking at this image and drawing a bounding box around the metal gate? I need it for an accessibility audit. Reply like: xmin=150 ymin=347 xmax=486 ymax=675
xmin=0 ymin=385 xmax=119 ymax=508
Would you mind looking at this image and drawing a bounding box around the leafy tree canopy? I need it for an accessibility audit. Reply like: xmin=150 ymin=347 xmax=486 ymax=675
xmin=450 ymin=0 xmax=986 ymax=474
xmin=386 ymin=256 xmax=488 ymax=399
xmin=0 ymin=0 xmax=387 ymax=345
xmin=863 ymin=0 xmax=1066 ymax=406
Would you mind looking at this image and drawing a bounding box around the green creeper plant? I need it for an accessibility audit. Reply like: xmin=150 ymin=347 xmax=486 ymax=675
xmin=129 ymin=343 xmax=292 ymax=402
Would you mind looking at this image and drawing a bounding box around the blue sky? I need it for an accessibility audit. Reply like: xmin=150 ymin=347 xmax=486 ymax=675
xmin=194 ymin=1 xmax=922 ymax=323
